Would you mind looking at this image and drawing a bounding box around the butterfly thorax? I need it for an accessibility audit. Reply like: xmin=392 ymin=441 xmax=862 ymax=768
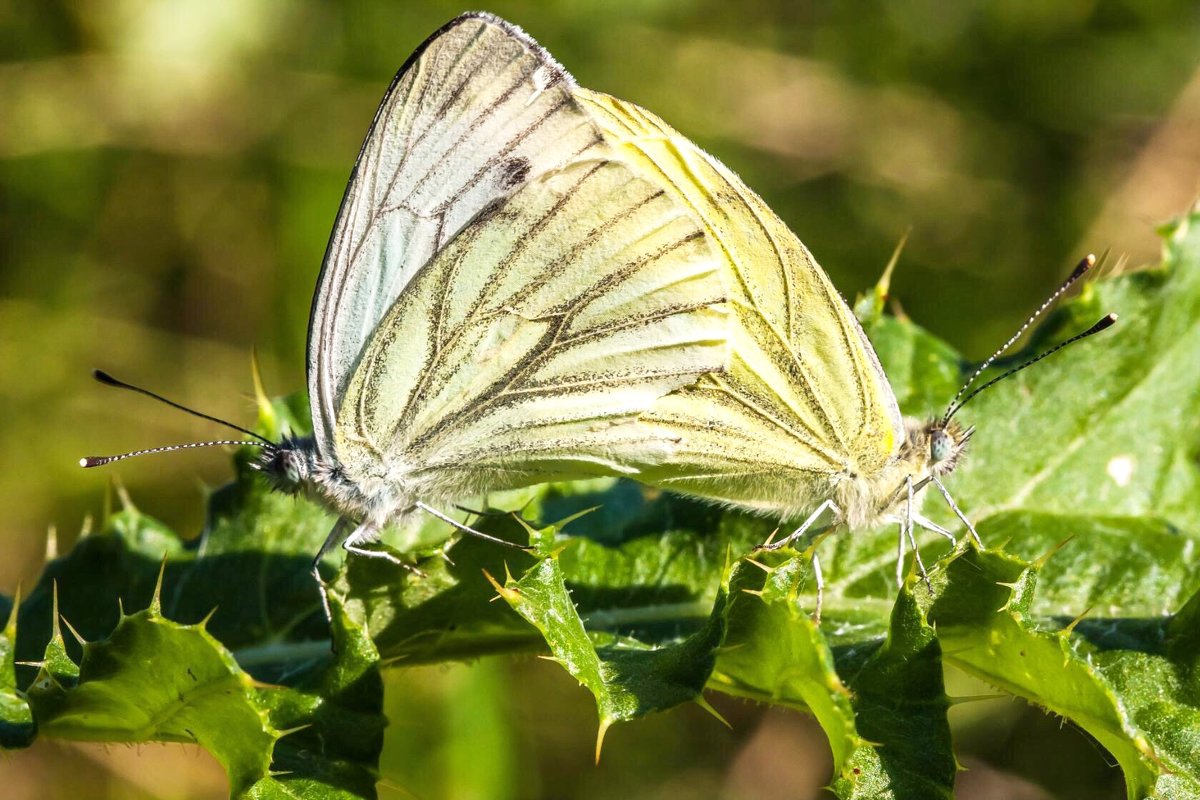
xmin=836 ymin=418 xmax=971 ymax=530
xmin=258 ymin=436 xmax=413 ymax=526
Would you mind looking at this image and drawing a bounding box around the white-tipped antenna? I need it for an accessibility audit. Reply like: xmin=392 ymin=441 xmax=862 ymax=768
xmin=80 ymin=369 xmax=275 ymax=468
xmin=944 ymin=313 xmax=1117 ymax=422
xmin=942 ymin=255 xmax=1107 ymax=424
xmin=81 ymin=440 xmax=259 ymax=468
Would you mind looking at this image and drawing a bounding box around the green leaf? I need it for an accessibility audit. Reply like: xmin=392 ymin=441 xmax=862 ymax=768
xmin=248 ymin=593 xmax=384 ymax=799
xmin=24 ymin=577 xmax=279 ymax=791
xmin=18 ymin=566 xmax=382 ymax=798
xmin=932 ymin=540 xmax=1200 ymax=799
xmin=944 ymin=215 xmax=1200 ymax=533
xmin=489 ymin=539 xmax=730 ymax=756
xmin=0 ymin=592 xmax=34 ymax=748
xmin=5 ymin=396 xmax=385 ymax=798
xmin=713 ymin=558 xmax=954 ymax=799
xmin=838 ymin=588 xmax=953 ymax=800
xmin=711 ymin=558 xmax=865 ymax=779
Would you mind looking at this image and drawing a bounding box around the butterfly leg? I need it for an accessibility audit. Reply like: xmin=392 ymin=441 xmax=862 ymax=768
xmin=313 ymin=519 xmax=431 ymax=622
xmin=902 ymin=476 xmax=932 ymax=590
xmin=415 ymin=501 xmax=532 ymax=550
xmin=453 ymin=503 xmax=516 ymax=518
xmin=810 ymin=549 xmax=825 ymax=625
xmin=755 ymin=501 xmax=836 ymax=622
xmin=342 ymin=520 xmax=433 ymax=575
xmin=910 ymin=513 xmax=957 ymax=544
xmin=311 ymin=517 xmax=355 ymax=624
xmin=930 ymin=475 xmax=983 ymax=546
xmin=342 ymin=523 xmax=386 ymax=557
xmin=758 ymin=499 xmax=839 ymax=552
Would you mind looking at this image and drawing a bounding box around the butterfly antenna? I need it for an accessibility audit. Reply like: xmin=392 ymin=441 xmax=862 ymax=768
xmin=81 ymin=440 xmax=262 ymax=468
xmin=942 ymin=254 xmax=1100 ymax=425
xmin=82 ymin=369 xmax=277 ymax=468
xmin=943 ymin=313 xmax=1117 ymax=422
xmin=91 ymin=369 xmax=274 ymax=445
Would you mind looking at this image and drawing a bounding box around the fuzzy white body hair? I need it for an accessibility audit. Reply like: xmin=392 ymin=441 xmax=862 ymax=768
xmin=261 ymin=435 xmax=421 ymax=533
xmin=837 ymin=417 xmax=939 ymax=529
xmin=261 ymin=433 xmax=597 ymax=535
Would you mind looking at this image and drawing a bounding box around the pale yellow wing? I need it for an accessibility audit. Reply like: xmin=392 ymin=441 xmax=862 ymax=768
xmin=307 ymin=13 xmax=604 ymax=456
xmin=577 ymin=90 xmax=904 ymax=516
xmin=333 ymin=157 xmax=728 ymax=502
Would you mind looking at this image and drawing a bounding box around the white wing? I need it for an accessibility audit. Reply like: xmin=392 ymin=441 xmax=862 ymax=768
xmin=307 ymin=13 xmax=604 ymax=454
xmin=333 ymin=158 xmax=729 ymax=503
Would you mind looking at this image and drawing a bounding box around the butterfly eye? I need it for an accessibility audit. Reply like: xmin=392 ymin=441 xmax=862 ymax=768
xmin=930 ymin=429 xmax=953 ymax=464
xmin=257 ymin=447 xmax=306 ymax=491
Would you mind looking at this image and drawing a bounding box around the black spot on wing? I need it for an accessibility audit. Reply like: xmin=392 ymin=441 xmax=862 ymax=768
xmin=500 ymin=157 xmax=532 ymax=189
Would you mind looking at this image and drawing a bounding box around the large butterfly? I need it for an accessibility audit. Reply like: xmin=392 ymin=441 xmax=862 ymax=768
xmin=258 ymin=13 xmax=729 ymax=574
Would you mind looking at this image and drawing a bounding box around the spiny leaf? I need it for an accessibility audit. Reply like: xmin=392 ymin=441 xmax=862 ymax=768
xmin=18 ymin=580 xmax=382 ymax=799
xmin=711 ymin=559 xmax=865 ymax=773
xmin=24 ymin=596 xmax=279 ymax=791
xmin=0 ymin=590 xmax=34 ymax=748
xmin=246 ymin=592 xmax=384 ymax=799
xmin=932 ymin=543 xmax=1200 ymax=800
xmin=835 ymin=588 xmax=954 ymax=800
xmin=713 ymin=558 xmax=954 ymax=799
xmin=489 ymin=547 xmax=729 ymax=757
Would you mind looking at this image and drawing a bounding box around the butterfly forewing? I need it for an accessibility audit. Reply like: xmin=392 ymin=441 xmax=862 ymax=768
xmin=308 ymin=13 xmax=605 ymax=454
xmin=334 ymin=157 xmax=728 ymax=501
xmin=577 ymin=90 xmax=904 ymax=515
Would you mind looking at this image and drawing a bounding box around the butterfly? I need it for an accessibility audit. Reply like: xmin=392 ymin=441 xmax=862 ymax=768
xmin=568 ymin=86 xmax=1115 ymax=614
xmin=255 ymin=13 xmax=743 ymax=581
xmin=83 ymin=13 xmax=732 ymax=595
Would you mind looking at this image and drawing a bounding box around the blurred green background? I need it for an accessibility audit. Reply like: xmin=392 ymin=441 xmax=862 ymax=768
xmin=1 ymin=1 xmax=1197 ymax=798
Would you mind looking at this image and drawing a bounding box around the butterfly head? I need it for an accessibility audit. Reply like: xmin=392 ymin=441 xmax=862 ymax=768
xmin=256 ymin=436 xmax=319 ymax=493
xmin=854 ymin=417 xmax=973 ymax=528
xmin=254 ymin=436 xmax=393 ymax=524
xmin=924 ymin=420 xmax=973 ymax=477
